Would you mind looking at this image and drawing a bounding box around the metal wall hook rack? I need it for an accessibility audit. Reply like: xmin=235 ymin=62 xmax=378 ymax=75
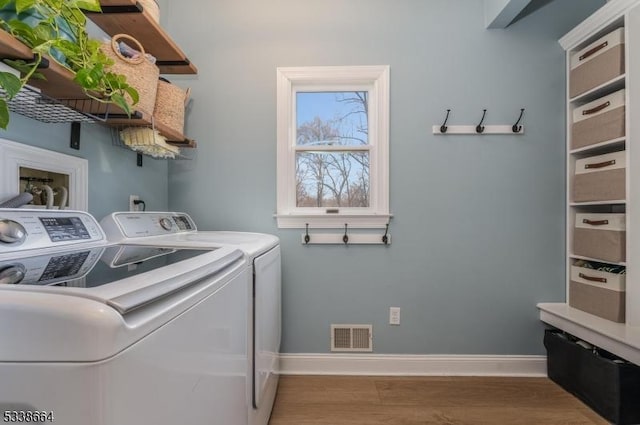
xmin=434 ymin=108 xmax=525 ymax=135
xmin=300 ymin=222 xmax=392 ymax=245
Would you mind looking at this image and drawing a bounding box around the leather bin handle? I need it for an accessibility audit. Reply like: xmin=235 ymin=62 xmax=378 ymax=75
xmin=579 ymin=41 xmax=608 ymax=61
xmin=579 ymin=272 xmax=607 ymax=283
xmin=582 ymin=101 xmax=611 ymax=115
xmin=582 ymin=219 xmax=609 ymax=226
xmin=585 ymin=159 xmax=616 ymax=169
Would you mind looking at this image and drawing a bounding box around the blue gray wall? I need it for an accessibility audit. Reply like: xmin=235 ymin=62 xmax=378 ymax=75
xmin=1 ymin=114 xmax=168 ymax=220
xmin=164 ymin=0 xmax=604 ymax=354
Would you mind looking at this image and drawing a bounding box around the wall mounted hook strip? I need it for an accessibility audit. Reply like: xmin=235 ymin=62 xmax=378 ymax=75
xmin=512 ymin=108 xmax=525 ymax=133
xmin=476 ymin=109 xmax=487 ymax=134
xmin=440 ymin=109 xmax=451 ymax=133
xmin=300 ymin=231 xmax=391 ymax=245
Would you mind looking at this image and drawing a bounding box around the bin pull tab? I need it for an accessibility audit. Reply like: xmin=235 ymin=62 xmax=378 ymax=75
xmin=579 ymin=273 xmax=607 ymax=284
xmin=583 ymin=219 xmax=609 ymax=226
xmin=585 ymin=159 xmax=615 ymax=170
xmin=582 ymin=101 xmax=610 ymax=116
xmin=579 ymin=41 xmax=608 ymax=61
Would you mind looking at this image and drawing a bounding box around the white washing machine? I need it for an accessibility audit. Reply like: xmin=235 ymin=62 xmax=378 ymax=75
xmin=100 ymin=212 xmax=281 ymax=425
xmin=0 ymin=209 xmax=249 ymax=425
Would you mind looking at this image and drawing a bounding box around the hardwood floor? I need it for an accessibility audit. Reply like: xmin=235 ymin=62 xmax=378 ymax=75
xmin=268 ymin=376 xmax=608 ymax=425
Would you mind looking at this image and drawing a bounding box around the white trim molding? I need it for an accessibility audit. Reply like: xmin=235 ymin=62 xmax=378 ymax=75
xmin=279 ymin=353 xmax=547 ymax=377
xmin=559 ymin=0 xmax=640 ymax=50
xmin=0 ymin=138 xmax=88 ymax=211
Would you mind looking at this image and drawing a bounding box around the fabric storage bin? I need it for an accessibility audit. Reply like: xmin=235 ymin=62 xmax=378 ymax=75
xmin=569 ymin=261 xmax=625 ymax=322
xmin=571 ymin=89 xmax=625 ymax=150
xmin=573 ymin=150 xmax=625 ymax=202
xmin=574 ymin=213 xmax=625 ymax=262
xmin=570 ymin=28 xmax=625 ymax=98
xmin=544 ymin=329 xmax=640 ymax=425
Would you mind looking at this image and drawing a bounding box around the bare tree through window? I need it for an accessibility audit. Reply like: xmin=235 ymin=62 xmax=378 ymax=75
xmin=296 ymin=91 xmax=370 ymax=208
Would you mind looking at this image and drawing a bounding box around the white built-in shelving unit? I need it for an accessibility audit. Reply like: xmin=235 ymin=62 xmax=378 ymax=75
xmin=537 ymin=0 xmax=640 ymax=366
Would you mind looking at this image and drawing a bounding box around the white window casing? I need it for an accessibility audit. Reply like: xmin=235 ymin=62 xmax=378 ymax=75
xmin=276 ymin=65 xmax=391 ymax=229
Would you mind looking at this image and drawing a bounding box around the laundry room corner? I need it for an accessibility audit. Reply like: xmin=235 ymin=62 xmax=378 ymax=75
xmin=164 ymin=0 xmax=605 ymax=361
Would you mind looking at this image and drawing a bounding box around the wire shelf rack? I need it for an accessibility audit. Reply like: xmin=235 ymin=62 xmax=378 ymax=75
xmin=3 ymin=85 xmax=109 ymax=123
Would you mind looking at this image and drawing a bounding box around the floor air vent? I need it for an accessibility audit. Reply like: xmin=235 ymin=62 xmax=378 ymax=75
xmin=331 ymin=324 xmax=372 ymax=352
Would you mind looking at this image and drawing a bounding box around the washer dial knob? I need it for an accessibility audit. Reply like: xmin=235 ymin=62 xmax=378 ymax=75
xmin=0 ymin=219 xmax=27 ymax=245
xmin=0 ymin=264 xmax=26 ymax=285
xmin=159 ymin=217 xmax=173 ymax=231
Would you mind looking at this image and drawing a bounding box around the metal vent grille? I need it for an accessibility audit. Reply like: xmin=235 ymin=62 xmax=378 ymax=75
xmin=331 ymin=324 xmax=372 ymax=352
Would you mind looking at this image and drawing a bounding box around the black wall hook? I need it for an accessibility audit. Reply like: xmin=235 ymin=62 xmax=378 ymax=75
xmin=440 ymin=109 xmax=451 ymax=133
xmin=382 ymin=223 xmax=389 ymax=245
xmin=476 ymin=109 xmax=487 ymax=134
xmin=343 ymin=223 xmax=349 ymax=244
xmin=304 ymin=223 xmax=310 ymax=244
xmin=512 ymin=108 xmax=525 ymax=133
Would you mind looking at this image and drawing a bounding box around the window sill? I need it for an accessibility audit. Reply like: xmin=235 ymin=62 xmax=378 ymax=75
xmin=275 ymin=213 xmax=392 ymax=229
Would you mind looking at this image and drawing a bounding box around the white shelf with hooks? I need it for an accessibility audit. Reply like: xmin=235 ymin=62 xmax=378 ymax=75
xmin=432 ymin=125 xmax=524 ymax=135
xmin=300 ymin=232 xmax=391 ymax=245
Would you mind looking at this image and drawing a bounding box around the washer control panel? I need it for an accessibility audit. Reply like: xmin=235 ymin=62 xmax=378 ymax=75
xmin=0 ymin=209 xmax=104 ymax=254
xmin=101 ymin=212 xmax=198 ymax=239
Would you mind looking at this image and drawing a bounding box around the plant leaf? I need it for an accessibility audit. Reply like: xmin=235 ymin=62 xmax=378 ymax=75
xmin=0 ymin=100 xmax=10 ymax=129
xmin=29 ymin=70 xmax=45 ymax=80
xmin=70 ymin=0 xmax=101 ymax=12
xmin=110 ymin=92 xmax=131 ymax=116
xmin=123 ymin=86 xmax=138 ymax=105
xmin=73 ymin=67 xmax=100 ymax=89
xmin=7 ymin=20 xmax=39 ymax=45
xmin=15 ymin=0 xmax=36 ymax=14
xmin=0 ymin=0 xmax=13 ymax=9
xmin=2 ymin=59 xmax=31 ymax=74
xmin=0 ymin=71 xmax=23 ymax=98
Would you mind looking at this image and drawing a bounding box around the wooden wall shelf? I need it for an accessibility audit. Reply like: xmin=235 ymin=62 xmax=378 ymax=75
xmin=88 ymin=0 xmax=197 ymax=74
xmin=0 ymin=30 xmax=195 ymax=147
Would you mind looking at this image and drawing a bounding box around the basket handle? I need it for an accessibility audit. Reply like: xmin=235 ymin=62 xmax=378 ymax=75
xmin=111 ymin=34 xmax=146 ymax=65
xmin=184 ymin=87 xmax=191 ymax=106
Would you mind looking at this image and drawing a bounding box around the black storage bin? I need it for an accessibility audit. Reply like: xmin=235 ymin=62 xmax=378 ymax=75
xmin=544 ymin=329 xmax=640 ymax=425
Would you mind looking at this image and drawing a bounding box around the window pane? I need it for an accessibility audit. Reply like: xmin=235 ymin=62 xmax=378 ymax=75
xmin=296 ymin=151 xmax=370 ymax=207
xmin=296 ymin=92 xmax=368 ymax=147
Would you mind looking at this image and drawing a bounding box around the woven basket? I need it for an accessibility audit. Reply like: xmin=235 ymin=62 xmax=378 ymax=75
xmin=100 ymin=34 xmax=159 ymax=117
xmin=138 ymin=0 xmax=159 ymax=23
xmin=154 ymin=78 xmax=190 ymax=135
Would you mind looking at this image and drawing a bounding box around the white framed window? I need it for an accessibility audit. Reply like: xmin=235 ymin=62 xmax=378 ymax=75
xmin=276 ymin=65 xmax=390 ymax=229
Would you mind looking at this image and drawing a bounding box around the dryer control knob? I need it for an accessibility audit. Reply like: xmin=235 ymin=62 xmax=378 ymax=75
xmin=0 ymin=219 xmax=27 ymax=245
xmin=159 ymin=217 xmax=173 ymax=231
xmin=0 ymin=264 xmax=26 ymax=285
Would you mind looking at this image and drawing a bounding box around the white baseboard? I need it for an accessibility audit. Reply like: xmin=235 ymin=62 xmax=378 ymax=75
xmin=279 ymin=354 xmax=547 ymax=377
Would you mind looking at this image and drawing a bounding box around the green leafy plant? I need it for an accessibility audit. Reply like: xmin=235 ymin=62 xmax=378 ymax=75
xmin=0 ymin=0 xmax=139 ymax=129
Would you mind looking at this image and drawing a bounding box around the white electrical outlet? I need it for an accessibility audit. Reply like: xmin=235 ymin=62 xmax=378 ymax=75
xmin=129 ymin=195 xmax=140 ymax=212
xmin=389 ymin=307 xmax=400 ymax=325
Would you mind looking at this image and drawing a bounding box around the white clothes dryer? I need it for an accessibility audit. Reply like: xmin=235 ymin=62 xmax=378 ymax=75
xmin=100 ymin=212 xmax=281 ymax=425
xmin=0 ymin=209 xmax=249 ymax=425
